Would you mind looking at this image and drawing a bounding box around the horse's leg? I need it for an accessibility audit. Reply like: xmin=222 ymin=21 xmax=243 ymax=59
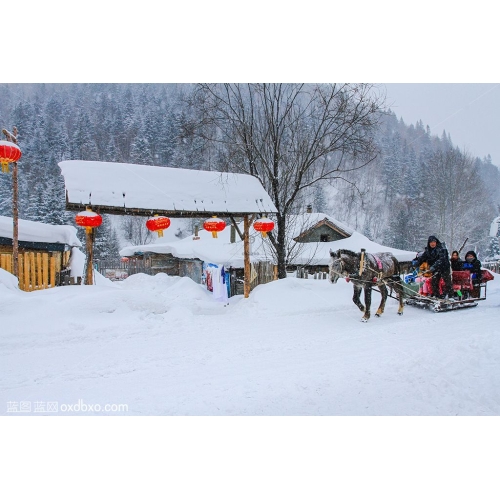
xmin=352 ymin=284 xmax=365 ymax=312
xmin=375 ymin=283 xmax=388 ymax=317
xmin=361 ymin=286 xmax=371 ymax=322
xmin=395 ymin=276 xmax=404 ymax=315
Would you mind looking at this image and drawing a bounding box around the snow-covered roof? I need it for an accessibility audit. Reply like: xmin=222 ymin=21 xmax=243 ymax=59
xmin=0 ymin=216 xmax=81 ymax=247
xmin=120 ymin=223 xmax=271 ymax=268
xmin=59 ymin=160 xmax=278 ymax=217
xmin=289 ymin=232 xmax=417 ymax=265
xmin=120 ymin=214 xmax=416 ymax=267
xmin=288 ymin=212 xmax=355 ymax=239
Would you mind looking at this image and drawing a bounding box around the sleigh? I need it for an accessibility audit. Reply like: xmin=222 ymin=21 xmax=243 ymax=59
xmin=403 ymin=268 xmax=494 ymax=312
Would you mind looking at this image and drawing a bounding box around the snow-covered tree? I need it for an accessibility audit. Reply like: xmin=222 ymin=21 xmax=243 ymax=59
xmin=195 ymin=83 xmax=385 ymax=277
xmin=487 ymin=236 xmax=500 ymax=260
xmin=93 ymin=215 xmax=121 ymax=261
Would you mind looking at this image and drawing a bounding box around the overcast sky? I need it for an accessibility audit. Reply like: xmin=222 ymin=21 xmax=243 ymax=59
xmin=383 ymin=84 xmax=500 ymax=165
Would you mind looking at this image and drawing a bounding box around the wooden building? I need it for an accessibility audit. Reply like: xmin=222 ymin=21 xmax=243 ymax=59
xmin=293 ymin=217 xmax=352 ymax=243
xmin=0 ymin=216 xmax=81 ymax=291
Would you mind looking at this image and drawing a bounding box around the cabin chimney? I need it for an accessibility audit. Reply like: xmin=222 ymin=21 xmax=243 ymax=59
xmin=193 ymin=224 xmax=200 ymax=240
xmin=230 ymin=224 xmax=236 ymax=243
xmin=306 ymin=204 xmax=313 ymax=213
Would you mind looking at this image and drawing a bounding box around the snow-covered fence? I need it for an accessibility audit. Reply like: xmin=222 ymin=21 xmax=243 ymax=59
xmin=95 ymin=259 xmax=153 ymax=281
xmin=295 ymin=268 xmax=328 ymax=279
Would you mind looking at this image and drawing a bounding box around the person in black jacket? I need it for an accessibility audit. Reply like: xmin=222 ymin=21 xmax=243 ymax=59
xmin=450 ymin=250 xmax=463 ymax=271
xmin=462 ymin=250 xmax=482 ymax=297
xmin=412 ymin=235 xmax=454 ymax=299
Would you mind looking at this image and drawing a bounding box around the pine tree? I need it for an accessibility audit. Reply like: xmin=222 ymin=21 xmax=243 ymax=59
xmin=0 ymin=174 xmax=12 ymax=217
xmin=93 ymin=215 xmax=121 ymax=261
xmin=71 ymin=111 xmax=98 ymax=160
xmin=130 ymin=129 xmax=154 ymax=165
xmin=313 ymin=184 xmax=328 ymax=213
xmin=487 ymin=236 xmax=500 ymax=260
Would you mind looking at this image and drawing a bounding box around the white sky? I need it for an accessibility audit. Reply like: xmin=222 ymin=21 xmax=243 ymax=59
xmin=383 ymin=83 xmax=500 ymax=165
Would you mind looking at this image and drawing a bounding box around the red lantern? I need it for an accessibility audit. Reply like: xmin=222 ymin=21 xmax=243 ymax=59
xmin=75 ymin=208 xmax=103 ymax=234
xmin=203 ymin=216 xmax=226 ymax=238
xmin=0 ymin=140 xmax=22 ymax=174
xmin=121 ymin=257 xmax=129 ymax=262
xmin=253 ymin=217 xmax=275 ymax=238
xmin=146 ymin=215 xmax=171 ymax=237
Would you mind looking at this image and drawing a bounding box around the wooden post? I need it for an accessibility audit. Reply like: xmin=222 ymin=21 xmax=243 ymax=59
xmin=24 ymin=253 xmax=30 ymax=291
xmin=37 ymin=252 xmax=42 ymax=290
xmin=42 ymin=253 xmax=49 ymax=289
xmin=2 ymin=127 xmax=19 ymax=278
xmin=18 ymin=253 xmax=24 ymax=290
xmin=243 ymin=215 xmax=250 ymax=298
xmin=12 ymin=160 xmax=19 ymax=277
xmin=50 ymin=255 xmax=56 ymax=287
xmin=30 ymin=252 xmax=36 ymax=290
xmin=7 ymin=254 xmax=12 ymax=273
xmin=85 ymin=228 xmax=94 ymax=285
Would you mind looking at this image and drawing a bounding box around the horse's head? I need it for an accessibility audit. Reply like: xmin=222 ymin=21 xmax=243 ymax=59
xmin=329 ymin=249 xmax=344 ymax=284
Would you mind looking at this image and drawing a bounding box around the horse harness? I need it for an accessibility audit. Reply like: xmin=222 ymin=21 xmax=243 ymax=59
xmin=332 ymin=250 xmax=396 ymax=287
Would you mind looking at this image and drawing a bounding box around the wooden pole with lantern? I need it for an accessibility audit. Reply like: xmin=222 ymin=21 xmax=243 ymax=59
xmin=1 ymin=127 xmax=21 ymax=278
xmin=243 ymin=215 xmax=250 ymax=298
xmin=75 ymin=208 xmax=102 ymax=285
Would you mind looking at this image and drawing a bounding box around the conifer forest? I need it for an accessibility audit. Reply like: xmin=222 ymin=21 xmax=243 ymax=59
xmin=1 ymin=83 xmax=498 ymax=261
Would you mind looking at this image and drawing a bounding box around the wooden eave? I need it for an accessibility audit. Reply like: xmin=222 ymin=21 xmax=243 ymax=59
xmin=0 ymin=236 xmax=71 ymax=252
xmin=66 ymin=199 xmax=271 ymax=219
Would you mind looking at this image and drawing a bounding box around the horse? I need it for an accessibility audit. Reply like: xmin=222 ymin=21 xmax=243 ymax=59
xmin=329 ymin=248 xmax=405 ymax=322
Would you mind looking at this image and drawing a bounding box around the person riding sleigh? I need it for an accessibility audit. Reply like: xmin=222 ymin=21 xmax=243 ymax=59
xmin=412 ymin=235 xmax=454 ymax=300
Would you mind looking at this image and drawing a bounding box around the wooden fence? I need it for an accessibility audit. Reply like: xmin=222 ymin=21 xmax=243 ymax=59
xmin=249 ymin=261 xmax=277 ymax=292
xmin=0 ymin=250 xmax=70 ymax=292
xmin=295 ymin=267 xmax=329 ymax=279
xmin=95 ymin=258 xmax=154 ymax=280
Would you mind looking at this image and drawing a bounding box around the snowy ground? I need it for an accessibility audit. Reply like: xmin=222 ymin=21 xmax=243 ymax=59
xmin=2 ymin=270 xmax=500 ymax=416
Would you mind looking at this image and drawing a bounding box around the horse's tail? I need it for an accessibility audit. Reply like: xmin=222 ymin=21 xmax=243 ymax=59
xmin=394 ymin=257 xmax=401 ymax=277
xmin=389 ymin=256 xmax=403 ymax=288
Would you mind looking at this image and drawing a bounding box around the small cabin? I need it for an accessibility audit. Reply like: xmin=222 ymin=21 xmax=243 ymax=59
xmin=0 ymin=216 xmax=81 ymax=291
xmin=293 ymin=217 xmax=352 ymax=243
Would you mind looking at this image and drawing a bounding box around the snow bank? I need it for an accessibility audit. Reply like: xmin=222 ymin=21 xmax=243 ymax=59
xmin=2 ymin=267 xmax=500 ymax=417
xmin=0 ymin=267 xmax=20 ymax=293
xmin=69 ymin=248 xmax=116 ymax=286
